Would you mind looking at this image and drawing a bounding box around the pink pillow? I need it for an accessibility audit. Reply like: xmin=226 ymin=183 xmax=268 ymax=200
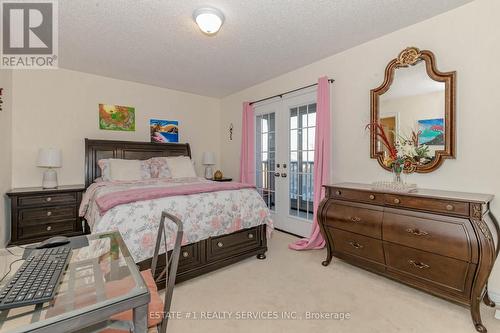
xmin=149 ymin=157 xmax=172 ymax=179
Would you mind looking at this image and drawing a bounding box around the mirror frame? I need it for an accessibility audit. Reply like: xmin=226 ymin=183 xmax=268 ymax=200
xmin=370 ymin=47 xmax=456 ymax=173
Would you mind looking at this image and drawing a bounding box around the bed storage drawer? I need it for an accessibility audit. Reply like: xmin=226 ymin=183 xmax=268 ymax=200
xmin=178 ymin=243 xmax=203 ymax=273
xmin=207 ymin=227 xmax=260 ymax=260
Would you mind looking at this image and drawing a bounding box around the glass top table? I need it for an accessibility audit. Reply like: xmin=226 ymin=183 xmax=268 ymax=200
xmin=0 ymin=232 xmax=150 ymax=333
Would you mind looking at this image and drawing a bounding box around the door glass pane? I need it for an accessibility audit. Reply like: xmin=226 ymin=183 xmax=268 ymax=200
xmin=255 ymin=112 xmax=276 ymax=211
xmin=289 ymin=103 xmax=316 ymax=221
xmin=290 ymin=130 xmax=298 ymax=151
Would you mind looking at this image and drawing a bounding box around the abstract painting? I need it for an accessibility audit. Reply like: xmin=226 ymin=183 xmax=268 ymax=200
xmin=418 ymin=118 xmax=444 ymax=146
xmin=150 ymin=119 xmax=179 ymax=143
xmin=99 ymin=104 xmax=135 ymax=131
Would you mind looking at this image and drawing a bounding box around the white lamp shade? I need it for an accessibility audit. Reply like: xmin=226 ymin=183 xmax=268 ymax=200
xmin=202 ymin=152 xmax=216 ymax=165
xmin=37 ymin=148 xmax=62 ymax=168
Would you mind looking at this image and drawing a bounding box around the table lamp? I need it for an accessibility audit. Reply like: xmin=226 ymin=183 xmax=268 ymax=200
xmin=37 ymin=148 xmax=62 ymax=188
xmin=202 ymin=152 xmax=215 ymax=179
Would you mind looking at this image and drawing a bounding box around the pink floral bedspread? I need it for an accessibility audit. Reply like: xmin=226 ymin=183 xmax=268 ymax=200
xmin=80 ymin=177 xmax=273 ymax=262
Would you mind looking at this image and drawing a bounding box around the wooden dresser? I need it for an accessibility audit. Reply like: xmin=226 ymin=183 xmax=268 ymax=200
xmin=318 ymin=183 xmax=499 ymax=333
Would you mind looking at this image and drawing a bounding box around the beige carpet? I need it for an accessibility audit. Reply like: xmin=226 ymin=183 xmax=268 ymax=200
xmin=166 ymin=231 xmax=500 ymax=333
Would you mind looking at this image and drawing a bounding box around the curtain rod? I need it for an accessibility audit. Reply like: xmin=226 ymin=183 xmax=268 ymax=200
xmin=249 ymin=78 xmax=334 ymax=106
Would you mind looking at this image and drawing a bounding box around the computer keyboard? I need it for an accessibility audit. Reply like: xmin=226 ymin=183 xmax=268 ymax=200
xmin=0 ymin=247 xmax=72 ymax=310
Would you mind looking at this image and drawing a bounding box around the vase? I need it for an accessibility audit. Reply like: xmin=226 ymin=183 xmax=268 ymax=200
xmin=392 ymin=164 xmax=403 ymax=184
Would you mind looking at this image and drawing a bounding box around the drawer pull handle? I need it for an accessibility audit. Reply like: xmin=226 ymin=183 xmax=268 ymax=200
xmin=335 ymin=190 xmax=342 ymax=196
xmin=406 ymin=228 xmax=428 ymax=236
xmin=46 ymin=226 xmax=52 ymax=231
xmin=46 ymin=211 xmax=52 ymax=217
xmin=446 ymin=204 xmax=454 ymax=211
xmin=408 ymin=259 xmax=430 ymax=269
xmin=182 ymin=251 xmax=189 ymax=258
xmin=348 ymin=241 xmax=364 ymax=249
xmin=369 ymin=194 xmax=375 ymax=200
xmin=248 ymin=233 xmax=254 ymax=239
xmin=393 ymin=198 xmax=401 ymax=204
xmin=217 ymin=242 xmax=224 ymax=248
xmin=46 ymin=197 xmax=52 ymax=202
xmin=349 ymin=216 xmax=362 ymax=223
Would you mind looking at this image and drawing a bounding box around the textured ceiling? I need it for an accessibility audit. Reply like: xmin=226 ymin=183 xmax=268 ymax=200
xmin=59 ymin=0 xmax=473 ymax=97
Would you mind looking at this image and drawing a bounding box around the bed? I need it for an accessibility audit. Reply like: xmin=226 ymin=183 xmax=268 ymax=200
xmin=81 ymin=139 xmax=272 ymax=285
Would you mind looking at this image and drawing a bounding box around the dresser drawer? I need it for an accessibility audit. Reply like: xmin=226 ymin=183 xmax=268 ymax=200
xmin=384 ymin=242 xmax=474 ymax=294
xmin=18 ymin=206 xmax=77 ymax=225
xmin=329 ymin=187 xmax=384 ymax=205
xmin=18 ymin=193 xmax=78 ymax=207
xmin=384 ymin=194 xmax=469 ymax=217
xmin=383 ymin=211 xmax=475 ymax=262
xmin=207 ymin=228 xmax=260 ymax=260
xmin=323 ymin=201 xmax=383 ymax=238
xmin=18 ymin=221 xmax=75 ymax=240
xmin=328 ymin=227 xmax=385 ymax=264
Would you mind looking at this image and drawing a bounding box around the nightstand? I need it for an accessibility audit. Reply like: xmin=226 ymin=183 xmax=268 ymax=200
xmin=6 ymin=185 xmax=86 ymax=245
xmin=211 ymin=178 xmax=232 ymax=182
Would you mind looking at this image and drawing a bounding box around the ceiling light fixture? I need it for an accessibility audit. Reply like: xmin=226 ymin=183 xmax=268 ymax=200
xmin=193 ymin=7 xmax=224 ymax=35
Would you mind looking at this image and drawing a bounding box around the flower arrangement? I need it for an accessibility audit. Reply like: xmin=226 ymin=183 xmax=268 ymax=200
xmin=367 ymin=122 xmax=432 ymax=177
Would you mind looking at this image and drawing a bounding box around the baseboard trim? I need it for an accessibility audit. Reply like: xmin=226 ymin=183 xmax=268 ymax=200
xmin=274 ymin=228 xmax=303 ymax=239
xmin=489 ymin=289 xmax=500 ymax=304
xmin=489 ymin=289 xmax=500 ymax=320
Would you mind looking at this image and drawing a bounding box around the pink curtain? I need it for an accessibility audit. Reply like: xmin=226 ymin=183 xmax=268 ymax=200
xmin=289 ymin=76 xmax=331 ymax=250
xmin=239 ymin=102 xmax=255 ymax=185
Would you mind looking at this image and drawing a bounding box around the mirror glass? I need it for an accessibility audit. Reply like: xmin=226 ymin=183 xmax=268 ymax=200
xmin=377 ymin=61 xmax=445 ymax=166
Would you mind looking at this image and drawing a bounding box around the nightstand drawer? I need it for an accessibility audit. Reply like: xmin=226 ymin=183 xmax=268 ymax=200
xmin=18 ymin=193 xmax=77 ymax=207
xmin=18 ymin=206 xmax=77 ymax=225
xmin=18 ymin=221 xmax=75 ymax=240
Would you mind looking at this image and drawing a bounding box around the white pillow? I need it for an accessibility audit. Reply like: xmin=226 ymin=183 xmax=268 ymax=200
xmin=165 ymin=156 xmax=197 ymax=178
xmin=98 ymin=158 xmax=152 ymax=181
xmin=109 ymin=159 xmax=145 ymax=181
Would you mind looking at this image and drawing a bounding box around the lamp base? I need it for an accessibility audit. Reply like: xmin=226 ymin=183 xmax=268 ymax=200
xmin=204 ymin=166 xmax=214 ymax=179
xmin=42 ymin=168 xmax=58 ymax=189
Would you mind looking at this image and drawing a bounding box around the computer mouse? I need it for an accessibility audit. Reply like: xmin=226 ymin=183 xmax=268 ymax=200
xmin=36 ymin=236 xmax=70 ymax=249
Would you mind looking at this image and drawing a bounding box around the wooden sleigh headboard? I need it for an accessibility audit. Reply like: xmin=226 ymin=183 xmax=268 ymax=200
xmin=84 ymin=139 xmax=191 ymax=188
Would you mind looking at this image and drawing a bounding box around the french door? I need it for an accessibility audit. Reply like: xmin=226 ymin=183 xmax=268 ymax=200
xmin=254 ymin=90 xmax=317 ymax=237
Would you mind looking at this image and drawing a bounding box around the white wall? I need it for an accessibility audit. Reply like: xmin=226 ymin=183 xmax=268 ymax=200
xmin=0 ymin=70 xmax=12 ymax=247
xmin=11 ymin=69 xmax=221 ymax=188
xmin=219 ymin=0 xmax=500 ymax=292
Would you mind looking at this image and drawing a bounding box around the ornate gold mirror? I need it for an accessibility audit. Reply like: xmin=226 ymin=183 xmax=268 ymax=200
xmin=370 ymin=47 xmax=456 ymax=173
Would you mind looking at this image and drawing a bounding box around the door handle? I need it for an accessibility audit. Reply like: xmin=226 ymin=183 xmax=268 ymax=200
xmin=281 ymin=173 xmax=287 ymax=178
xmin=274 ymin=172 xmax=281 ymax=177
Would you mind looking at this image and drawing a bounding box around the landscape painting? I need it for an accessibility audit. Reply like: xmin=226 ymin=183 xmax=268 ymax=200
xmin=418 ymin=118 xmax=444 ymax=146
xmin=150 ymin=119 xmax=179 ymax=143
xmin=99 ymin=104 xmax=136 ymax=131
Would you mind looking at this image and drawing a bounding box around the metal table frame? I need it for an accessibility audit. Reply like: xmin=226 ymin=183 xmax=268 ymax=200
xmin=0 ymin=232 xmax=150 ymax=333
